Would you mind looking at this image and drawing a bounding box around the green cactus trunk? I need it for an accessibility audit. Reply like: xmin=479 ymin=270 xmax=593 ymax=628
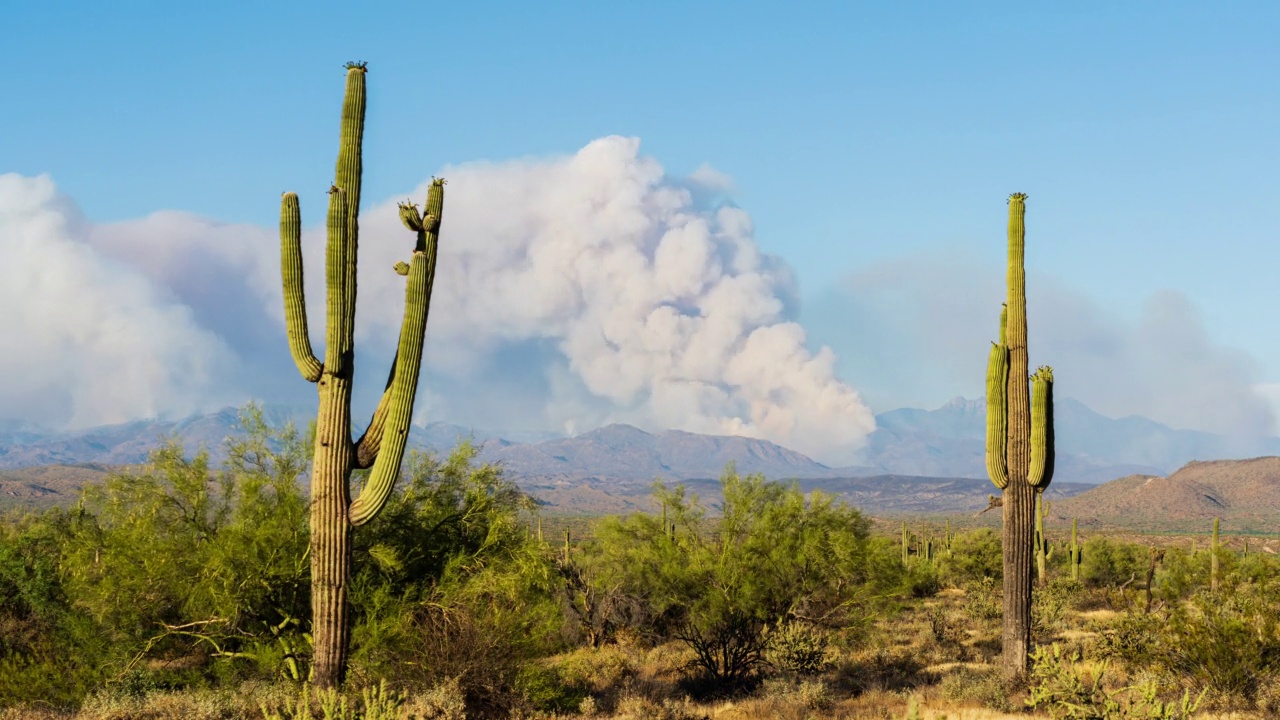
xmin=1211 ymin=516 xmax=1220 ymax=593
xmin=279 ymin=63 xmax=445 ymax=689
xmin=1069 ymin=517 xmax=1082 ymax=582
xmin=1034 ymin=493 xmax=1050 ymax=588
xmin=902 ymin=521 xmax=909 ymax=565
xmin=984 ymin=193 xmax=1055 ymax=680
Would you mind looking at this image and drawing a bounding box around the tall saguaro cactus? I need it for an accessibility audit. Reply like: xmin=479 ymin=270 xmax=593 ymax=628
xmin=280 ymin=62 xmax=445 ymax=688
xmin=984 ymin=193 xmax=1055 ymax=679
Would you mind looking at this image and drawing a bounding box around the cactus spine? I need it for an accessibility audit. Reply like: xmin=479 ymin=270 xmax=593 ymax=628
xmin=984 ymin=193 xmax=1055 ymax=679
xmin=1068 ymin=517 xmax=1082 ymax=582
xmin=1211 ymin=516 xmax=1220 ymax=593
xmin=279 ymin=62 xmax=445 ymax=688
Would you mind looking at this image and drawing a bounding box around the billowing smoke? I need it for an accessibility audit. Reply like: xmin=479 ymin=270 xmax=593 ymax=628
xmin=0 ymin=138 xmax=878 ymax=464
xmin=353 ymin=137 xmax=876 ymax=464
xmin=0 ymin=174 xmax=236 ymax=428
xmin=807 ymin=248 xmax=1275 ymax=437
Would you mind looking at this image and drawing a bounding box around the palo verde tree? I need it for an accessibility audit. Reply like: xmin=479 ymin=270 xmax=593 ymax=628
xmin=279 ymin=62 xmax=445 ymax=687
xmin=984 ymin=192 xmax=1055 ymax=679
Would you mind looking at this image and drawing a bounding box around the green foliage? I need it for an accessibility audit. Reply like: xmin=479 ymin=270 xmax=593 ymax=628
xmin=1029 ymin=643 xmax=1204 ymax=720
xmin=1079 ymin=538 xmax=1147 ymax=588
xmin=515 ymin=662 xmax=589 ymax=713
xmin=1034 ymin=577 xmax=1082 ymax=638
xmin=1161 ymin=586 xmax=1280 ymax=701
xmin=904 ymin=558 xmax=941 ymax=598
xmin=938 ymin=528 xmax=1002 ymax=586
xmin=588 ymin=467 xmax=891 ymax=687
xmin=346 ymin=443 xmax=561 ymax=713
xmin=764 ymin=620 xmax=831 ymax=675
xmin=0 ymin=407 xmax=558 ymax=713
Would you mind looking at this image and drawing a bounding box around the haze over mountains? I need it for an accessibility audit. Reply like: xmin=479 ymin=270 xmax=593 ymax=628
xmin=3 ymin=395 xmax=1279 ymax=483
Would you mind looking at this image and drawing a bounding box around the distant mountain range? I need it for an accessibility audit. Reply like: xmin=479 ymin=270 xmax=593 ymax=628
xmin=4 ymin=396 xmax=1280 ymax=484
xmin=4 ymin=397 xmax=1280 ymax=519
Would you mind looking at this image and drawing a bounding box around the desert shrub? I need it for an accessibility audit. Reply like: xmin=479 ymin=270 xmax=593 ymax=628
xmin=1160 ymin=586 xmax=1280 ymax=705
xmin=764 ymin=620 xmax=830 ymax=675
xmin=516 ymin=661 xmax=589 ymax=713
xmin=588 ymin=468 xmax=894 ymax=688
xmin=939 ymin=528 xmax=1002 ymax=586
xmin=1079 ymin=538 xmax=1147 ymax=589
xmin=961 ymin=576 xmax=1001 ymax=623
xmin=1093 ymin=611 xmax=1161 ymax=668
xmin=903 ymin=559 xmax=941 ymax=598
xmin=940 ymin=666 xmax=1012 ymax=711
xmin=1033 ymin=577 xmax=1082 ymax=638
xmin=838 ymin=648 xmax=930 ymax=693
xmin=759 ymin=675 xmax=833 ymax=710
xmin=923 ymin=607 xmax=968 ymax=661
xmin=1029 ymin=643 xmax=1204 ymax=720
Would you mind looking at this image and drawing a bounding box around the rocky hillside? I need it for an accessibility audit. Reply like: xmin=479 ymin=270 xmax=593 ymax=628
xmin=1052 ymin=456 xmax=1280 ymax=531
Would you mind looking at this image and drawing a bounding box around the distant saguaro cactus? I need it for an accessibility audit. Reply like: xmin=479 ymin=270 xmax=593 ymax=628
xmin=901 ymin=521 xmax=910 ymax=565
xmin=984 ymin=193 xmax=1055 ymax=679
xmin=279 ymin=62 xmax=445 ymax=688
xmin=1211 ymin=516 xmax=1221 ymax=593
xmin=1068 ymin=518 xmax=1082 ymax=582
xmin=1034 ymin=494 xmax=1052 ymax=587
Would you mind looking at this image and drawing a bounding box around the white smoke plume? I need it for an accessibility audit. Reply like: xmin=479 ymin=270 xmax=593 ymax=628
xmin=0 ymin=174 xmax=236 ymax=428
xmin=353 ymin=136 xmax=876 ymax=464
xmin=0 ymin=138 xmax=878 ymax=464
xmin=807 ymin=248 xmax=1275 ymax=437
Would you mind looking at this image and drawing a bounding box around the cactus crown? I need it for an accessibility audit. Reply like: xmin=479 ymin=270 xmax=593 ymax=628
xmin=344 ymin=61 xmax=368 ymax=71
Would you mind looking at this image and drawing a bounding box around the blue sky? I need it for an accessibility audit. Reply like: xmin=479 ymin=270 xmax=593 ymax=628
xmin=3 ymin=2 xmax=1279 ymax=456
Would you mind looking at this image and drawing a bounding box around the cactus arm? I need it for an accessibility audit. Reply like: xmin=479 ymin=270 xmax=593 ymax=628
xmin=280 ymin=192 xmax=322 ymax=382
xmin=322 ymin=186 xmax=350 ymax=376
xmin=1029 ymin=366 xmax=1055 ymax=488
xmin=353 ymin=362 xmax=395 ymax=469
xmin=336 ymin=64 xmax=366 ymax=358
xmin=985 ymin=340 xmax=1010 ymax=489
xmin=349 ymin=180 xmax=444 ymax=526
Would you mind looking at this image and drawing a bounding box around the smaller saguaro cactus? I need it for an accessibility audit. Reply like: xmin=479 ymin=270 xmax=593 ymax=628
xmin=902 ymin=521 xmax=910 ymax=565
xmin=1068 ymin=517 xmax=1082 ymax=582
xmin=1210 ymin=517 xmax=1221 ymax=593
xmin=1034 ymin=494 xmax=1052 ymax=587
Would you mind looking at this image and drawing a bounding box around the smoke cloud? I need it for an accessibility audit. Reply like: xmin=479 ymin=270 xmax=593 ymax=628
xmin=0 ymin=174 xmax=236 ymax=428
xmin=806 ymin=248 xmax=1275 ymax=437
xmin=0 ymin=138 xmax=878 ymax=464
xmin=358 ymin=137 xmax=876 ymax=464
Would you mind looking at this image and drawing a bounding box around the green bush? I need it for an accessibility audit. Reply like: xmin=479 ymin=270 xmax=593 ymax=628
xmin=1079 ymin=538 xmax=1147 ymax=589
xmin=764 ymin=620 xmax=830 ymax=675
xmin=588 ymin=468 xmax=894 ymax=687
xmin=938 ymin=529 xmax=1002 ymax=586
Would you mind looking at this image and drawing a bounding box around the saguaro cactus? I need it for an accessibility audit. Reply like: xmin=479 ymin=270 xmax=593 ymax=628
xmin=901 ymin=521 xmax=913 ymax=565
xmin=1034 ymin=494 xmax=1052 ymax=587
xmin=280 ymin=62 xmax=445 ymax=688
xmin=984 ymin=193 xmax=1055 ymax=679
xmin=1210 ymin=516 xmax=1221 ymax=593
xmin=1068 ymin=517 xmax=1082 ymax=582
